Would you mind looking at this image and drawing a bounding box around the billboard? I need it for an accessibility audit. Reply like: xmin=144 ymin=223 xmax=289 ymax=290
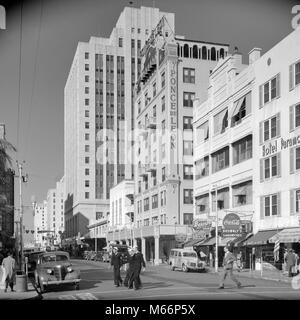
xmin=222 ymin=213 xmax=242 ymax=238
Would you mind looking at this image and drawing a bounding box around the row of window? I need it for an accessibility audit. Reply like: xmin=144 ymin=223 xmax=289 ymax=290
xmin=178 ymin=43 xmax=227 ymax=61
xmin=195 ymin=181 xmax=252 ymax=214
xmin=136 ymin=213 xmax=193 ymax=228
xmin=137 ymin=190 xmax=167 ymax=213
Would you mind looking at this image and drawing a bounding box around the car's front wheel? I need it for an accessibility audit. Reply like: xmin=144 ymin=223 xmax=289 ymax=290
xmin=182 ymin=264 xmax=189 ymax=272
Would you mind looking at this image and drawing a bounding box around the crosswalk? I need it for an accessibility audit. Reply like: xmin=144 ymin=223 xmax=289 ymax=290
xmin=59 ymin=293 xmax=98 ymax=300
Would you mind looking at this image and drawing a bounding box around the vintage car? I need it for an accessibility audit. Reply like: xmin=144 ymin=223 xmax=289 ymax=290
xmin=169 ymin=248 xmax=206 ymax=272
xmin=34 ymin=251 xmax=80 ymax=293
xmin=25 ymin=251 xmax=44 ymax=277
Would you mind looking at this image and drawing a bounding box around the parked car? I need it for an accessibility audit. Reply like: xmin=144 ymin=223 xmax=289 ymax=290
xmin=25 ymin=251 xmax=44 ymax=277
xmin=169 ymin=248 xmax=206 ymax=272
xmin=34 ymin=251 xmax=81 ymax=293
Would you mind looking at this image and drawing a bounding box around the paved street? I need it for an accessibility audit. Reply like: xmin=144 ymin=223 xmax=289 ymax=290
xmin=38 ymin=259 xmax=300 ymax=300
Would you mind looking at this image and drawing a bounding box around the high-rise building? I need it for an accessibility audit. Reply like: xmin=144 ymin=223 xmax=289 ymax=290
xmin=34 ymin=201 xmax=48 ymax=248
xmin=107 ymin=16 xmax=229 ymax=263
xmin=64 ymin=6 xmax=175 ymax=240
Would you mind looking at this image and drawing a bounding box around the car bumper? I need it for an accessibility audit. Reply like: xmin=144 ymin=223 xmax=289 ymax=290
xmin=42 ymin=279 xmax=81 ymax=285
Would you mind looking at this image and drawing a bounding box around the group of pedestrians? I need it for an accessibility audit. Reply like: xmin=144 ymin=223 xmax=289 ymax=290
xmin=110 ymin=245 xmax=146 ymax=290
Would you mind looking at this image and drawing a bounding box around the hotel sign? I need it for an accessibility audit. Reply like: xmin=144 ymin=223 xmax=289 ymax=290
xmin=262 ymin=134 xmax=300 ymax=157
xmin=169 ymin=60 xmax=177 ymax=150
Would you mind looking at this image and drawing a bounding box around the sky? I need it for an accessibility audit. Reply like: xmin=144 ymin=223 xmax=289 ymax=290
xmin=0 ymin=0 xmax=297 ymax=234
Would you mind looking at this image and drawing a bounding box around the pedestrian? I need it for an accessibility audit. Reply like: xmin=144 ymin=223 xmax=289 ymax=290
xmin=128 ymin=245 xmax=146 ymax=290
xmin=236 ymin=251 xmax=243 ymax=272
xmin=219 ymin=246 xmax=241 ymax=289
xmin=110 ymin=247 xmax=123 ymax=287
xmin=2 ymin=251 xmax=16 ymax=293
xmin=294 ymin=251 xmax=299 ymax=275
xmin=209 ymin=252 xmax=213 ymax=268
xmin=285 ymin=249 xmax=296 ymax=277
xmin=123 ymin=247 xmax=135 ymax=287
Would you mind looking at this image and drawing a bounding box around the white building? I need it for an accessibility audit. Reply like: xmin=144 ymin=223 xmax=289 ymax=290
xmin=33 ymin=201 xmax=48 ymax=247
xmin=64 ymin=6 xmax=174 ymax=242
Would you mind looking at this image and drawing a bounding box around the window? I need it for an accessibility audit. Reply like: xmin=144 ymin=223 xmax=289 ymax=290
xmin=144 ymin=219 xmax=149 ymax=226
xmin=152 ymin=194 xmax=158 ymax=209
xmin=212 ymin=146 xmax=229 ymax=173
xmin=137 ymin=100 xmax=141 ymax=114
xmin=183 ymin=165 xmax=193 ymax=180
xmin=85 ymin=180 xmax=90 ymax=187
xmin=196 ymin=121 xmax=209 ymax=143
xmin=291 ymin=189 xmax=300 ymax=214
xmin=161 ymin=71 xmax=165 ymax=88
xmin=119 ymin=38 xmax=123 ymax=47
xmin=183 ymin=92 xmax=195 ymax=107
xmin=153 ymin=105 xmax=156 ymax=118
xmin=85 ymin=87 xmax=89 ymax=94
xmin=85 ymin=157 xmax=89 ymax=164
xmin=131 ymin=39 xmax=135 ymax=48
xmin=260 ymin=153 xmax=281 ymax=181
xmin=232 ymin=135 xmax=252 ymax=165
xmin=184 ymin=189 xmax=193 ymax=204
xmin=85 ymin=99 xmax=89 ymax=106
xmin=161 ymin=120 xmax=166 ymax=135
xmin=145 ymin=29 xmax=149 ymax=35
xmin=289 ymin=103 xmax=300 ymax=131
xmin=183 ymin=213 xmax=193 ymax=225
xmin=195 ymin=156 xmax=209 ymax=180
xmin=214 ymin=108 xmax=228 ymax=134
xmin=231 ymin=92 xmax=251 ymax=127
xmin=85 ymin=75 xmax=89 ymax=82
xmin=162 ymin=167 xmax=166 ymax=182
xmin=183 ymin=68 xmax=195 ymax=83
xmin=85 ymin=122 xmax=89 ymax=129
xmin=96 ymin=212 xmax=103 ymax=220
xmin=259 ymin=74 xmax=280 ymax=106
xmin=144 ymin=198 xmax=149 ymax=211
xmin=85 ymin=110 xmax=89 ymax=117
xmin=85 ymin=133 xmax=89 ymax=141
xmin=232 ymin=180 xmax=252 ymax=207
xmin=85 ymin=192 xmax=89 ymax=199
xmin=85 ymin=64 xmax=89 ymax=71
xmin=183 ymin=140 xmax=193 ymax=156
xmin=260 ymin=113 xmax=280 ymax=143
xmin=160 ymin=191 xmax=166 ymax=206
xmin=85 ymin=168 xmax=89 ymax=175
xmin=290 ymin=61 xmax=300 ymax=90
xmin=183 ymin=117 xmax=193 ymax=130
xmin=85 ymin=52 xmax=89 ymax=59
xmin=211 ymin=188 xmax=229 ymax=211
xmin=161 ymin=96 xmax=165 ymax=112
xmin=153 ymin=82 xmax=156 ymax=97
xmin=261 ymin=193 xmax=280 ymax=217
xmin=145 ymin=91 xmax=149 ymax=106
xmin=138 ymin=28 xmax=141 ymax=34
xmin=85 ymin=145 xmax=90 ymax=152
xmin=145 ymin=176 xmax=148 ymax=190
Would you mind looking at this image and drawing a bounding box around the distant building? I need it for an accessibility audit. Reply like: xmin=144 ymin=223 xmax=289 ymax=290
xmin=34 ymin=201 xmax=48 ymax=248
xmin=0 ymin=124 xmax=15 ymax=250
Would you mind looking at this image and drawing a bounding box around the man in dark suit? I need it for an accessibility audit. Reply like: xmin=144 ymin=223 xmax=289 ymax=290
xmin=219 ymin=245 xmax=241 ymax=289
xmin=110 ymin=247 xmax=123 ymax=287
xmin=128 ymin=245 xmax=146 ymax=290
xmin=285 ymin=249 xmax=296 ymax=277
xmin=123 ymin=247 xmax=135 ymax=287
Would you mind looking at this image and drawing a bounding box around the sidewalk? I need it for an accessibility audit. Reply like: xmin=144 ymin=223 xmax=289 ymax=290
xmin=0 ymin=281 xmax=41 ymax=300
xmin=207 ymin=267 xmax=293 ymax=283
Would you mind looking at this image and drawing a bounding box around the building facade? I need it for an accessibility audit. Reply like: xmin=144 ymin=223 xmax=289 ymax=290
xmin=64 ymin=6 xmax=174 ymax=241
xmin=131 ymin=16 xmax=229 ymax=263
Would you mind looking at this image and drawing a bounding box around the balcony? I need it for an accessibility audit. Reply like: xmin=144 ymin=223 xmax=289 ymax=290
xmin=146 ymin=117 xmax=156 ymax=129
xmin=138 ymin=165 xmax=148 ymax=178
xmin=145 ymin=163 xmax=157 ymax=172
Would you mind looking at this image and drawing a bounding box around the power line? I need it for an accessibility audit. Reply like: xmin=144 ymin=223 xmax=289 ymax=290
xmin=24 ymin=0 xmax=44 ymax=161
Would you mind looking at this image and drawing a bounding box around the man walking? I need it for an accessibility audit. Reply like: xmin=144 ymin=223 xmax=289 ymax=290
xmin=123 ymin=247 xmax=134 ymax=288
xmin=110 ymin=247 xmax=123 ymax=287
xmin=219 ymin=246 xmax=241 ymax=289
xmin=2 ymin=251 xmax=16 ymax=292
xmin=285 ymin=249 xmax=296 ymax=277
xmin=128 ymin=246 xmax=146 ymax=290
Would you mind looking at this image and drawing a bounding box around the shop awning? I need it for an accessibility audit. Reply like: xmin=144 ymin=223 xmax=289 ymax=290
xmin=269 ymin=228 xmax=300 ymax=243
xmin=233 ymin=186 xmax=247 ymax=197
xmin=197 ymin=236 xmax=235 ymax=247
xmin=184 ymin=238 xmax=206 ymax=248
xmin=230 ymin=233 xmax=253 ymax=247
xmin=244 ymin=229 xmax=282 ymax=246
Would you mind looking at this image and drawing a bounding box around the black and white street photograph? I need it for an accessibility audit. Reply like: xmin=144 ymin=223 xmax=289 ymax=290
xmin=0 ymin=0 xmax=300 ymax=308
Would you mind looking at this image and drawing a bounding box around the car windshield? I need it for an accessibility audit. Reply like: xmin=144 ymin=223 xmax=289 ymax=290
xmin=42 ymin=254 xmax=68 ymax=263
xmin=183 ymin=252 xmax=197 ymax=257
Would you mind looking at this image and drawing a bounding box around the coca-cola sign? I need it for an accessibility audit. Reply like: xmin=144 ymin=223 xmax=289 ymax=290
xmin=222 ymin=213 xmax=242 ymax=238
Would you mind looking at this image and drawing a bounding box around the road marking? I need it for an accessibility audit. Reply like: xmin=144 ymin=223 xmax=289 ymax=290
xmin=59 ymin=293 xmax=98 ymax=300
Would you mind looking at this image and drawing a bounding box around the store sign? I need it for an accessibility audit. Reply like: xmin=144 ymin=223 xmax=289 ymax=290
xmin=169 ymin=60 xmax=177 ymax=150
xmin=222 ymin=213 xmax=242 ymax=238
xmin=262 ymin=134 xmax=300 ymax=157
xmin=193 ymin=219 xmax=212 ymax=231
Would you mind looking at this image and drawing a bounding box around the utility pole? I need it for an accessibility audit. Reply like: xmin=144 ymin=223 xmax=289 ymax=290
xmin=17 ymin=161 xmax=24 ymax=272
xmin=215 ymin=186 xmax=219 ymax=273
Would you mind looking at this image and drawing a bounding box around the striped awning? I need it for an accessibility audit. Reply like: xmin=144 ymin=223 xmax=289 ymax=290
xmin=197 ymin=236 xmax=235 ymax=247
xmin=269 ymin=228 xmax=300 ymax=243
xmin=244 ymin=230 xmax=282 ymax=246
